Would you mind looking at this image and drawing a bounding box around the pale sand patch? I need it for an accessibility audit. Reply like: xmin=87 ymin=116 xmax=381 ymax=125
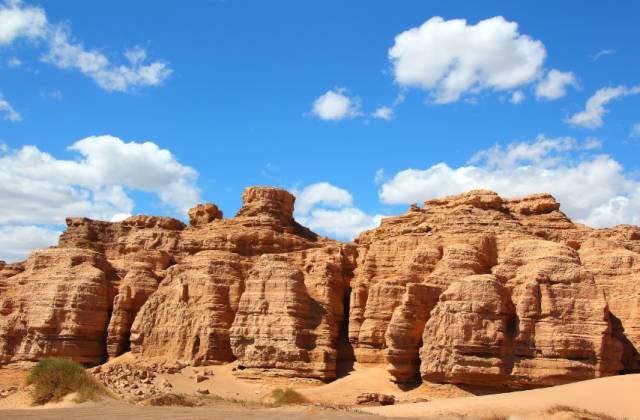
xmin=363 ymin=373 xmax=640 ymax=419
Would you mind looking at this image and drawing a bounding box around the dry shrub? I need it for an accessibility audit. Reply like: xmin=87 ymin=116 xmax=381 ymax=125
xmin=546 ymin=405 xmax=622 ymax=420
xmin=142 ymin=393 xmax=200 ymax=407
xmin=27 ymin=357 xmax=108 ymax=405
xmin=271 ymin=388 xmax=308 ymax=405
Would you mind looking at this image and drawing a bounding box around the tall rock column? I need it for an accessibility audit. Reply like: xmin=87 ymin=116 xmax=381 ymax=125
xmin=385 ymin=283 xmax=440 ymax=382
xmin=229 ymin=255 xmax=332 ymax=379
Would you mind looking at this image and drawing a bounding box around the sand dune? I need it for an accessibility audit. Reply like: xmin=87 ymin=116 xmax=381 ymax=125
xmin=365 ymin=373 xmax=640 ymax=419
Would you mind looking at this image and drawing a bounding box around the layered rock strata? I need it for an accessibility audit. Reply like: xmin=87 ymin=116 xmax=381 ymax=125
xmin=0 ymin=188 xmax=638 ymax=389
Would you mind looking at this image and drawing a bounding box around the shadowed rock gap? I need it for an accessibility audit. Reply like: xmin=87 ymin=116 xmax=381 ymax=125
xmin=609 ymin=311 xmax=640 ymax=374
xmin=336 ymin=286 xmax=355 ymax=378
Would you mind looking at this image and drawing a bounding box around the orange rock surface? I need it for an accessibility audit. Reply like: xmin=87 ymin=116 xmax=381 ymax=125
xmin=0 ymin=187 xmax=638 ymax=388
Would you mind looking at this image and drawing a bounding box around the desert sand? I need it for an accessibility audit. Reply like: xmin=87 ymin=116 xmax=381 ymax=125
xmin=365 ymin=373 xmax=640 ymax=419
xmin=1 ymin=359 xmax=638 ymax=419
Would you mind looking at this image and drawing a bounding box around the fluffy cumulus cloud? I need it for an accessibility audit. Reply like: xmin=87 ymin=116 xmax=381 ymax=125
xmin=311 ymin=88 xmax=361 ymax=121
xmin=0 ymin=225 xmax=61 ymax=262
xmin=0 ymin=0 xmax=171 ymax=92
xmin=0 ymin=0 xmax=46 ymax=45
xmin=567 ymin=85 xmax=640 ymax=129
xmin=389 ymin=16 xmax=546 ymax=103
xmin=0 ymin=94 xmax=21 ymax=121
xmin=379 ymin=135 xmax=640 ymax=228
xmin=535 ymin=69 xmax=577 ymax=100
xmin=0 ymin=136 xmax=199 ymax=261
xmin=292 ymin=182 xmax=383 ymax=239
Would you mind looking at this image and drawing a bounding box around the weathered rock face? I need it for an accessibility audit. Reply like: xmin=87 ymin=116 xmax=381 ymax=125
xmin=494 ymin=240 xmax=622 ymax=387
xmin=106 ymin=263 xmax=162 ymax=358
xmin=0 ymin=248 xmax=111 ymax=364
xmin=229 ymin=247 xmax=350 ymax=379
xmin=420 ymin=274 xmax=516 ymax=386
xmin=130 ymin=250 xmax=248 ymax=364
xmin=349 ymin=190 xmax=637 ymax=386
xmin=0 ymin=187 xmax=638 ymax=390
xmin=385 ymin=283 xmax=440 ymax=382
xmin=579 ymin=233 xmax=640 ymax=372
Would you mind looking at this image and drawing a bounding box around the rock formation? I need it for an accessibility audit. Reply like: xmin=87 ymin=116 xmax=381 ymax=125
xmin=0 ymin=248 xmax=111 ymax=364
xmin=0 ymin=187 xmax=638 ymax=389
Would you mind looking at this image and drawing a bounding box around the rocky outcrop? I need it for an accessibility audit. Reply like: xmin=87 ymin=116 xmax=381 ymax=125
xmin=0 ymin=188 xmax=638 ymax=390
xmin=0 ymin=248 xmax=111 ymax=364
xmin=420 ymin=275 xmax=516 ymax=386
xmin=494 ymin=240 xmax=622 ymax=387
xmin=229 ymin=246 xmax=351 ymax=379
xmin=130 ymin=250 xmax=248 ymax=364
xmin=420 ymin=242 xmax=623 ymax=388
xmin=350 ymin=190 xmax=636 ymax=386
xmin=579 ymin=233 xmax=640 ymax=372
xmin=385 ymin=283 xmax=440 ymax=382
xmin=188 ymin=203 xmax=223 ymax=226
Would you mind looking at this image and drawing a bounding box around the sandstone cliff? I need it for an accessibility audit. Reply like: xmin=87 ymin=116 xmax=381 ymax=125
xmin=0 ymin=187 xmax=638 ymax=388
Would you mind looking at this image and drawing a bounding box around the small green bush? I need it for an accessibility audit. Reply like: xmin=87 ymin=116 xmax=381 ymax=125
xmin=271 ymin=388 xmax=308 ymax=405
xmin=26 ymin=357 xmax=108 ymax=405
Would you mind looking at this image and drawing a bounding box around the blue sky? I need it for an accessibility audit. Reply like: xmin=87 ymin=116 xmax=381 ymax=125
xmin=1 ymin=0 xmax=640 ymax=261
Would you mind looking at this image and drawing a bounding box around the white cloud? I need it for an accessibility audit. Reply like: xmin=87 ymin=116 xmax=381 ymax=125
xmin=0 ymin=1 xmax=170 ymax=92
xmin=582 ymin=137 xmax=602 ymax=150
xmin=379 ymin=135 xmax=640 ymax=228
xmin=6 ymin=56 xmax=22 ymax=67
xmin=311 ymin=88 xmax=361 ymax=121
xmin=0 ymin=95 xmax=21 ymax=122
xmin=631 ymin=123 xmax=640 ymax=139
xmin=590 ymin=49 xmax=615 ymax=62
xmin=510 ymin=90 xmax=525 ymax=104
xmin=536 ymin=69 xmax=577 ymax=100
xmin=0 ymin=0 xmax=46 ymax=45
xmin=293 ymin=182 xmax=353 ymax=214
xmin=372 ymin=106 xmax=393 ymax=120
xmin=292 ymin=182 xmax=383 ymax=239
xmin=389 ymin=16 xmax=546 ymax=103
xmin=0 ymin=135 xmax=200 ymax=226
xmin=298 ymin=207 xmax=383 ymax=239
xmin=566 ymin=85 xmax=640 ymax=129
xmin=44 ymin=29 xmax=171 ymax=92
xmin=0 ymin=225 xmax=60 ymax=262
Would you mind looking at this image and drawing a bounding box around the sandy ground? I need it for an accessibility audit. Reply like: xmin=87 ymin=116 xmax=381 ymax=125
xmin=1 ymin=357 xmax=638 ymax=419
xmin=365 ymin=373 xmax=640 ymax=419
xmin=0 ymin=400 xmax=397 ymax=420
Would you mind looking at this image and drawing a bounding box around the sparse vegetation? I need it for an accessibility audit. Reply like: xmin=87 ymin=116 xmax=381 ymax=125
xmin=546 ymin=405 xmax=622 ymax=420
xmin=142 ymin=393 xmax=200 ymax=407
xmin=26 ymin=357 xmax=109 ymax=405
xmin=271 ymin=387 xmax=309 ymax=405
xmin=141 ymin=392 xmax=273 ymax=408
